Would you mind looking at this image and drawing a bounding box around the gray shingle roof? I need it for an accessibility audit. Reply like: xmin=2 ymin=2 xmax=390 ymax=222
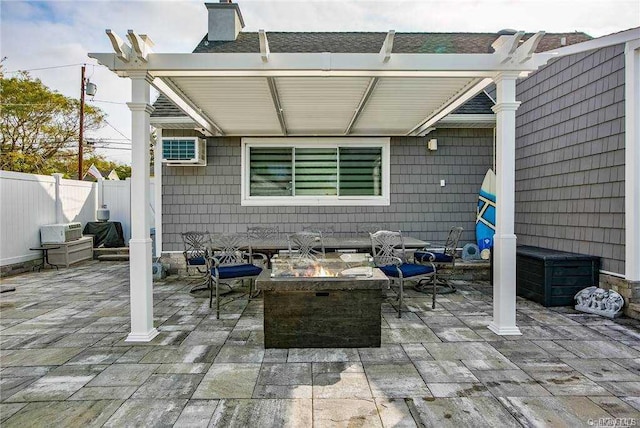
xmin=193 ymin=31 xmax=591 ymax=54
xmin=151 ymin=94 xmax=187 ymax=117
xmin=453 ymin=92 xmax=494 ymax=114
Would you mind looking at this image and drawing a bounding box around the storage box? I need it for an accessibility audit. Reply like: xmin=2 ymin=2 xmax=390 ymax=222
xmin=44 ymin=236 xmax=94 ymax=267
xmin=516 ymin=245 xmax=600 ymax=307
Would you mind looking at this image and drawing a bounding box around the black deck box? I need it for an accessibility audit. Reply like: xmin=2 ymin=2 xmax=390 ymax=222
xmin=516 ymin=245 xmax=600 ymax=307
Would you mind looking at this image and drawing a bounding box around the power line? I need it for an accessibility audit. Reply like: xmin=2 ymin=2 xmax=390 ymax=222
xmin=91 ymin=99 xmax=128 ymax=105
xmin=92 ymin=146 xmax=132 ymax=151
xmin=104 ymin=119 xmax=131 ymax=141
xmin=4 ymin=63 xmax=86 ymax=74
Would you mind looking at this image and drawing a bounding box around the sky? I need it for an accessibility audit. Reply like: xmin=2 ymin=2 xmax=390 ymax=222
xmin=1 ymin=0 xmax=639 ymax=164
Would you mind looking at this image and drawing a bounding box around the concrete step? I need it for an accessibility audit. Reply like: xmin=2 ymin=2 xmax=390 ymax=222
xmin=94 ymin=247 xmax=129 ymax=260
xmin=97 ymin=254 xmax=130 ymax=262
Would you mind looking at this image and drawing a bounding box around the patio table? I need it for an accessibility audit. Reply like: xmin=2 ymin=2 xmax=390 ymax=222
xmin=244 ymin=236 xmax=428 ymax=252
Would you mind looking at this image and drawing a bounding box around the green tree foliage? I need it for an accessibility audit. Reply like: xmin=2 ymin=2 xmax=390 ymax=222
xmin=49 ymin=154 xmax=131 ymax=180
xmin=0 ymin=71 xmax=108 ymax=176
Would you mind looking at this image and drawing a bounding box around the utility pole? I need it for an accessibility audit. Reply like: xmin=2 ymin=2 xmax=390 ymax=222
xmin=78 ymin=64 xmax=86 ymax=180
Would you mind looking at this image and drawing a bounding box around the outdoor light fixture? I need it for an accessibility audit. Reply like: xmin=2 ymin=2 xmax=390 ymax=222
xmin=427 ymin=138 xmax=438 ymax=151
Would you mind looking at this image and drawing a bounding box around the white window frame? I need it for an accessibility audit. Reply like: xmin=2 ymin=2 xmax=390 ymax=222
xmin=241 ymin=137 xmax=390 ymax=206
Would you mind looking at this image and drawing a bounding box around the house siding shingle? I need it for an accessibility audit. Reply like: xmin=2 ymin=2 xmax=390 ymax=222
xmin=161 ymin=129 xmax=493 ymax=251
xmin=514 ymin=44 xmax=626 ymax=274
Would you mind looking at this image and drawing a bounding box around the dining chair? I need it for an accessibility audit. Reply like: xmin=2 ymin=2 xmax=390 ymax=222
xmin=287 ymin=231 xmax=325 ymax=259
xmin=208 ymin=233 xmax=266 ymax=319
xmin=414 ymin=227 xmax=463 ymax=294
xmin=370 ymin=230 xmax=437 ymax=316
xmin=302 ymin=225 xmax=335 ymax=236
xmin=181 ymin=231 xmax=211 ymax=292
xmin=246 ymin=225 xmax=279 ymax=240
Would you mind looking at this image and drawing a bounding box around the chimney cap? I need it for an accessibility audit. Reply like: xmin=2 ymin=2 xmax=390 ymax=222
xmin=205 ymin=1 xmax=245 ymax=28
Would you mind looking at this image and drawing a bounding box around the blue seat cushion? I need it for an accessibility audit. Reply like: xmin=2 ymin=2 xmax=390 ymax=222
xmin=213 ymin=264 xmax=262 ymax=279
xmin=414 ymin=251 xmax=453 ymax=263
xmin=379 ymin=263 xmax=434 ymax=278
xmin=187 ymin=256 xmax=206 ymax=266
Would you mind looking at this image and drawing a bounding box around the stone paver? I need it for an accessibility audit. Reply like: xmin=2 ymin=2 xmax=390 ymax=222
xmin=314 ymin=398 xmax=382 ymax=427
xmin=407 ymin=397 xmax=520 ymax=427
xmin=192 ymin=363 xmax=261 ymax=399
xmin=102 ymin=399 xmax=187 ymax=427
xmin=2 ymin=261 xmax=640 ymax=426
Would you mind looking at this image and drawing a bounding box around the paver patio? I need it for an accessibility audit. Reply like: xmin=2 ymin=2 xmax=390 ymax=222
xmin=1 ymin=261 xmax=639 ymax=426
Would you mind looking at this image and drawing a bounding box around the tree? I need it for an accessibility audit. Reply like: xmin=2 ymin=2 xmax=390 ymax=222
xmin=0 ymin=71 xmax=106 ymax=176
xmin=49 ymin=153 xmax=131 ymax=180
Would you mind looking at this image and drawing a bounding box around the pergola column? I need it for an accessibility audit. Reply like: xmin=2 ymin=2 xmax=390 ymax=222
xmin=625 ymin=40 xmax=640 ymax=282
xmin=489 ymin=72 xmax=522 ymax=336
xmin=125 ymin=71 xmax=158 ymax=342
xmin=153 ymin=128 xmax=163 ymax=258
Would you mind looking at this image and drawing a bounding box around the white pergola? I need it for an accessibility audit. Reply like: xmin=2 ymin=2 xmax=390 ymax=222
xmin=91 ymin=30 xmax=558 ymax=342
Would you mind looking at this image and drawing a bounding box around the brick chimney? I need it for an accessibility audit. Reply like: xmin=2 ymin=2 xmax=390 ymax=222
xmin=205 ymin=1 xmax=245 ymax=42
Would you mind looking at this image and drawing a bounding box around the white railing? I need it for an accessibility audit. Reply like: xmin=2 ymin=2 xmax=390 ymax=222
xmin=0 ymin=170 xmax=155 ymax=267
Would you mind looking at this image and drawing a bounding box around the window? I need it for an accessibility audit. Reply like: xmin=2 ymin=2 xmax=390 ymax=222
xmin=242 ymin=138 xmax=390 ymax=206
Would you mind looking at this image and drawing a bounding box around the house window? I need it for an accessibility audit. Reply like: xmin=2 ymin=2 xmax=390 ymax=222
xmin=242 ymin=138 xmax=390 ymax=206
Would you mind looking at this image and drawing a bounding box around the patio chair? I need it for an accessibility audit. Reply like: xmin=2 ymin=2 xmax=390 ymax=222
xmin=287 ymin=231 xmax=325 ymax=259
xmin=302 ymin=225 xmax=335 ymax=236
xmin=355 ymin=223 xmax=390 ymax=236
xmin=181 ymin=231 xmax=211 ymax=292
xmin=414 ymin=226 xmax=464 ymax=294
xmin=370 ymin=230 xmax=437 ymax=317
xmin=246 ymin=225 xmax=279 ymax=240
xmin=208 ymin=233 xmax=267 ymax=319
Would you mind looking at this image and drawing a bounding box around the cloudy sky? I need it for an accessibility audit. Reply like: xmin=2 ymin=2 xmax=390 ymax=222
xmin=2 ymin=0 xmax=638 ymax=164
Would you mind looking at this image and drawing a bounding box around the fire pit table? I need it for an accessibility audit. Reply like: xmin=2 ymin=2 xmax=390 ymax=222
xmin=256 ymin=253 xmax=389 ymax=348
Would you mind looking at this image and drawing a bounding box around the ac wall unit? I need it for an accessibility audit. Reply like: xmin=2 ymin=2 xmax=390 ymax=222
xmin=161 ymin=137 xmax=207 ymax=166
xmin=40 ymin=222 xmax=83 ymax=244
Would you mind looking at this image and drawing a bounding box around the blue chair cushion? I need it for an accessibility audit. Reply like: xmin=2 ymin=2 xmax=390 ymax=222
xmin=187 ymin=256 xmax=206 ymax=266
xmin=414 ymin=251 xmax=453 ymax=263
xmin=213 ymin=264 xmax=262 ymax=279
xmin=379 ymin=263 xmax=434 ymax=278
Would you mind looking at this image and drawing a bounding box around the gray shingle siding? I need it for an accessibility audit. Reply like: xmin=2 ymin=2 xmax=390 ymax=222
xmin=514 ymin=44 xmax=626 ymax=274
xmin=161 ymin=129 xmax=493 ymax=251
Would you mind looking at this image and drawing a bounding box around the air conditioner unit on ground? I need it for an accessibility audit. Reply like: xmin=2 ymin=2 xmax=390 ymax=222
xmin=40 ymin=222 xmax=83 ymax=244
xmin=161 ymin=137 xmax=207 ymax=166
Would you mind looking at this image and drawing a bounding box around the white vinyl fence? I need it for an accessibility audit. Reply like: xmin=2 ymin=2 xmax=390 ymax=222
xmin=0 ymin=170 xmax=155 ymax=267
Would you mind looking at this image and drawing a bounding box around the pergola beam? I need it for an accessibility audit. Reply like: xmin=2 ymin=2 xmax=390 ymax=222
xmin=408 ymin=78 xmax=494 ymax=136
xmin=153 ymin=77 xmax=223 ymax=136
xmin=344 ymin=77 xmax=378 ymax=135
xmin=126 ymin=30 xmax=154 ymax=63
xmin=266 ymin=77 xmax=287 ymax=135
xmin=105 ymin=30 xmax=131 ymax=62
xmin=89 ymin=51 xmax=553 ymax=77
xmin=259 ymin=30 xmax=270 ymax=63
xmin=492 ymin=32 xmax=525 ymax=63
xmin=380 ymin=30 xmax=395 ymax=63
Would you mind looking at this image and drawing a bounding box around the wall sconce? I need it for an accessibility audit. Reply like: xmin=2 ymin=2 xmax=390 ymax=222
xmin=427 ymin=139 xmax=438 ymax=151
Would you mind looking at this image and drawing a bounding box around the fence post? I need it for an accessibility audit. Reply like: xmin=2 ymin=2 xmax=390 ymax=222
xmin=98 ymin=177 xmax=105 ymax=207
xmin=52 ymin=173 xmax=63 ymax=224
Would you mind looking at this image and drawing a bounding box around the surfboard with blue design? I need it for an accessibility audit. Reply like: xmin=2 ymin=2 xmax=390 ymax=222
xmin=476 ymin=169 xmax=496 ymax=259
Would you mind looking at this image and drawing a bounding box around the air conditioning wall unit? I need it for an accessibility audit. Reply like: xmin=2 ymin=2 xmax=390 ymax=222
xmin=40 ymin=222 xmax=83 ymax=244
xmin=161 ymin=137 xmax=207 ymax=166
